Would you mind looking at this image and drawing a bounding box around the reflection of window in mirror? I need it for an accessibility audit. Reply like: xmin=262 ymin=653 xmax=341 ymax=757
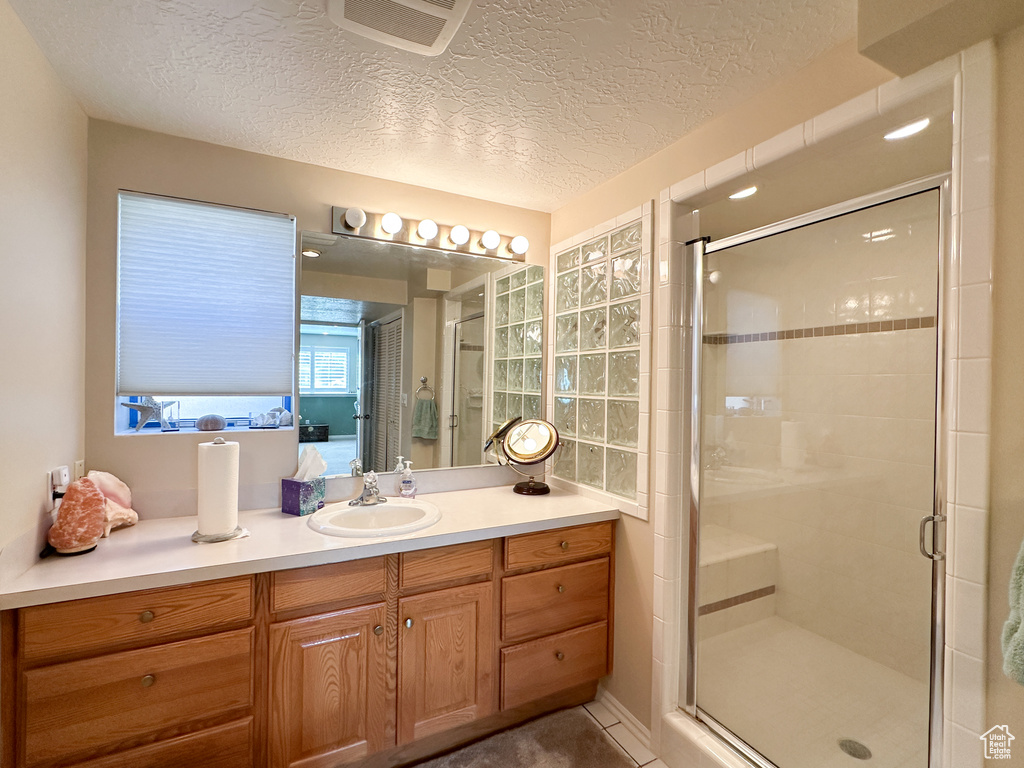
xmin=299 ymin=323 xmax=359 ymax=395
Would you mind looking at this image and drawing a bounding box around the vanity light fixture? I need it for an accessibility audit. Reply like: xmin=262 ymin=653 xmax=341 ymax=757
xmin=417 ymin=219 xmax=439 ymax=240
xmin=509 ymin=235 xmax=530 ymax=255
xmin=301 ymin=248 xmax=321 ymax=258
xmin=330 ymin=207 xmax=525 ymax=262
xmin=729 ymin=186 xmax=758 ymax=200
xmin=344 ymin=207 xmax=367 ymax=229
xmin=884 ymin=117 xmax=930 ymax=140
xmin=480 ymin=229 xmax=501 ymax=250
xmin=381 ymin=212 xmax=403 ymax=234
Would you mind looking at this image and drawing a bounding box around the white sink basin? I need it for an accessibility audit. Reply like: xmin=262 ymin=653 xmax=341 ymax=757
xmin=307 ymin=497 xmax=441 ymax=538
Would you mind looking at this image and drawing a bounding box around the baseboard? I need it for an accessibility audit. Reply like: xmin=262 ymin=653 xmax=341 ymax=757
xmin=596 ymin=685 xmax=652 ymax=749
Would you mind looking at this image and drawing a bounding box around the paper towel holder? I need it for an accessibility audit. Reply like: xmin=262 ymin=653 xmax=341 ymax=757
xmin=192 ymin=437 xmax=250 ymax=543
xmin=192 ymin=525 xmax=248 ymax=544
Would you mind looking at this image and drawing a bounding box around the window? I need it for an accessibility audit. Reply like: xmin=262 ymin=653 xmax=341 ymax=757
xmin=299 ymin=324 xmax=358 ymax=395
xmin=116 ymin=192 xmax=296 ymax=431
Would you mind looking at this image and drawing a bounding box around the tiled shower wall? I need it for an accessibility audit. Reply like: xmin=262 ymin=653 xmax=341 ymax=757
xmin=652 ymin=43 xmax=996 ymax=768
xmin=698 ymin=190 xmax=940 ymax=681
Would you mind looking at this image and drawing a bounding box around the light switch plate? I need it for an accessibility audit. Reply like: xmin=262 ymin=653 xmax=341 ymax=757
xmin=74 ymin=460 xmax=85 ymax=480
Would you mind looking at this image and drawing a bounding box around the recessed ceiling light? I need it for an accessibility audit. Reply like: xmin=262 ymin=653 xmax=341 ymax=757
xmin=301 ymin=249 xmax=321 ymax=258
xmin=884 ymin=118 xmax=930 ymax=140
xmin=729 ymin=186 xmax=758 ymax=200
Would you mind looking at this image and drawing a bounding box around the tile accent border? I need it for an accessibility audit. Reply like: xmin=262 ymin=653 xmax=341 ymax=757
xmin=703 ymin=315 xmax=936 ymax=345
xmin=698 ymin=586 xmax=776 ymax=616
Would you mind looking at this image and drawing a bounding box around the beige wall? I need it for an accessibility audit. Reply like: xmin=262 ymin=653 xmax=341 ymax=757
xmin=0 ymin=0 xmax=88 ymax=549
xmin=987 ymin=21 xmax=1024 ymax=735
xmin=551 ymin=40 xmax=893 ymax=245
xmin=85 ymin=121 xmax=550 ymax=516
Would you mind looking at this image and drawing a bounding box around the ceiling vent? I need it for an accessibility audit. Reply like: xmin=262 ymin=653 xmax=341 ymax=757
xmin=327 ymin=0 xmax=475 ymax=56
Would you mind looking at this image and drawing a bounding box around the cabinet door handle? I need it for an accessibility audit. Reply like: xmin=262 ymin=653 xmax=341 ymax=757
xmin=141 ymin=674 xmax=156 ymax=687
xmin=555 ymin=652 xmax=564 ymax=661
xmin=139 ymin=610 xmax=155 ymax=623
xmin=373 ymin=625 xmax=384 ymax=636
xmin=560 ymin=541 xmax=570 ymax=551
xmin=405 ymin=618 xmax=413 ymax=629
xmin=557 ymin=584 xmax=565 ymax=593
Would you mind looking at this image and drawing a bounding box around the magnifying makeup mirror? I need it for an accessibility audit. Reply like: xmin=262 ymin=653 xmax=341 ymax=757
xmin=491 ymin=418 xmax=560 ymax=495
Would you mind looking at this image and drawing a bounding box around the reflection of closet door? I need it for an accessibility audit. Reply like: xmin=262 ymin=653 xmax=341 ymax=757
xmin=371 ymin=317 xmax=403 ymax=473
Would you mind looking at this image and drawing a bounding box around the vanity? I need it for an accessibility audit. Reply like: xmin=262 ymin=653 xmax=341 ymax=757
xmin=0 ymin=487 xmax=618 ymax=768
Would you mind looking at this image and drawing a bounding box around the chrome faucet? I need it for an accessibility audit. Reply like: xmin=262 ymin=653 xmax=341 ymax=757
xmin=704 ymin=444 xmax=728 ymax=471
xmin=349 ymin=470 xmax=387 ymax=506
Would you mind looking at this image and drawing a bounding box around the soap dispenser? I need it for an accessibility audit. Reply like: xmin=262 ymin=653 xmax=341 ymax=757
xmin=399 ymin=461 xmax=416 ymax=498
xmin=394 ymin=455 xmax=405 ymax=474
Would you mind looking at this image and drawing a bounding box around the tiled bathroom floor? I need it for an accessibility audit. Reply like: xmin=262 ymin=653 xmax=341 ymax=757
xmin=699 ymin=617 xmax=929 ymax=768
xmin=581 ymin=700 xmax=669 ymax=768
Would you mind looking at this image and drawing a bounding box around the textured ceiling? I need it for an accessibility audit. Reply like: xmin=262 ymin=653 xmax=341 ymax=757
xmin=10 ymin=0 xmax=857 ymax=212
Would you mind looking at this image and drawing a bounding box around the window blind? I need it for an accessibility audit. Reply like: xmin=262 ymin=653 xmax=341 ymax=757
xmin=117 ymin=192 xmax=296 ymax=396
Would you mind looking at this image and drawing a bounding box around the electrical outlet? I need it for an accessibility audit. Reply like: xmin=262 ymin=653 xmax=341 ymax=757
xmin=74 ymin=459 xmax=85 ymax=480
xmin=51 ymin=465 xmax=70 ymax=489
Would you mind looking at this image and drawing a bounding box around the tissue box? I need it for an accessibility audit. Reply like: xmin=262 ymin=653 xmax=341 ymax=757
xmin=281 ymin=477 xmax=326 ymax=516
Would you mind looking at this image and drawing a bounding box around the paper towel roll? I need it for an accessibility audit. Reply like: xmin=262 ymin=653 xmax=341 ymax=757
xmin=197 ymin=438 xmax=239 ymax=535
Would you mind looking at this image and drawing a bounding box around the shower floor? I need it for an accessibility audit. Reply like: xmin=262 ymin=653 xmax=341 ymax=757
xmin=698 ymin=616 xmax=929 ymax=768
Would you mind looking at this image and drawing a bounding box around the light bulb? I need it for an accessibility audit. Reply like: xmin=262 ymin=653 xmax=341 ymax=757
xmin=481 ymin=229 xmax=501 ymax=250
xmin=417 ymin=219 xmax=439 ymax=240
xmin=381 ymin=212 xmax=403 ymax=234
xmin=450 ymin=225 xmax=470 ymax=245
xmin=509 ymin=235 xmax=530 ymax=255
xmin=344 ymin=207 xmax=367 ymax=229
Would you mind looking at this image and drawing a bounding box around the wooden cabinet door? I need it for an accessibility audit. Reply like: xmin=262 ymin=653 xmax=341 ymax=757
xmin=397 ymin=582 xmax=494 ymax=744
xmin=269 ymin=604 xmax=390 ymax=768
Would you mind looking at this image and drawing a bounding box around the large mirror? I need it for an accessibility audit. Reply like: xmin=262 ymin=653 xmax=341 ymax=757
xmin=297 ymin=231 xmax=545 ymax=476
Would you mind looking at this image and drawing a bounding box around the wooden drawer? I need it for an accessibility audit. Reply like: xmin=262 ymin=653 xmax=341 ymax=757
xmin=501 ymin=622 xmax=608 ymax=710
xmin=502 ymin=558 xmax=609 ymax=643
xmin=504 ymin=521 xmax=613 ymax=571
xmin=22 ymin=627 xmax=254 ymax=767
xmin=71 ymin=718 xmax=253 ymax=768
xmin=400 ymin=541 xmax=494 ymax=590
xmin=19 ymin=577 xmax=253 ymax=664
xmin=272 ymin=557 xmax=386 ymax=613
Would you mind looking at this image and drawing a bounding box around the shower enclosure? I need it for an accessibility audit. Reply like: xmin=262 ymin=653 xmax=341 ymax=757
xmin=685 ymin=180 xmax=946 ymax=768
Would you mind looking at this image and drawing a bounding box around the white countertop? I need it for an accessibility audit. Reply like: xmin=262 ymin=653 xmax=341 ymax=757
xmin=0 ymin=486 xmax=619 ymax=610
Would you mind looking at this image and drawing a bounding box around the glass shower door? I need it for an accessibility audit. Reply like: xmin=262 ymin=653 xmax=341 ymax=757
xmin=691 ymin=188 xmax=943 ymax=768
xmin=451 ymin=314 xmax=485 ymax=466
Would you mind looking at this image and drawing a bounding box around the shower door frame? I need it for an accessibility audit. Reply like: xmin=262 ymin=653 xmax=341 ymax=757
xmin=683 ymin=174 xmax=951 ymax=768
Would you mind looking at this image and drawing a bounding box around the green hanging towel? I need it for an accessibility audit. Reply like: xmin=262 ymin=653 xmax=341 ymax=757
xmin=1002 ymin=536 xmax=1024 ymax=685
xmin=412 ymin=397 xmax=439 ymax=440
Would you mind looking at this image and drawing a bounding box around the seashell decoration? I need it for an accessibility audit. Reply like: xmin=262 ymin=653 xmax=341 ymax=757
xmin=196 ymin=413 xmax=227 ymax=431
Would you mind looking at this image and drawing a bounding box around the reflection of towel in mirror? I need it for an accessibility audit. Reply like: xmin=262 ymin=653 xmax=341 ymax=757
xmin=412 ymin=398 xmax=439 ymax=440
xmin=1002 ymin=536 xmax=1024 ymax=685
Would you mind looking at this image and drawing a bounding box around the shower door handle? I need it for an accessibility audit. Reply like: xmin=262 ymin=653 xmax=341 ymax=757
xmin=919 ymin=514 xmax=946 ymax=560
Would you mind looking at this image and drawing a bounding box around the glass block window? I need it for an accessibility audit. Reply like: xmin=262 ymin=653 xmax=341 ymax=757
xmin=492 ymin=264 xmax=544 ymax=431
xmin=550 ymin=215 xmax=648 ymax=504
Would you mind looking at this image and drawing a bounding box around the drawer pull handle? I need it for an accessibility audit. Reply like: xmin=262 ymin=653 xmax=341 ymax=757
xmin=555 ymin=651 xmax=565 ymax=661
xmin=374 ymin=625 xmax=384 ymax=636
xmin=141 ymin=674 xmax=156 ymax=688
xmin=139 ymin=610 xmax=155 ymax=623
xmin=560 ymin=541 xmax=569 ymax=551
xmin=405 ymin=618 xmax=413 ymax=629
xmin=557 ymin=585 xmax=565 ymax=593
